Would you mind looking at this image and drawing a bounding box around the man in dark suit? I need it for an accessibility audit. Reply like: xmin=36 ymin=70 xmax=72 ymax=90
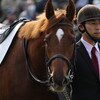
xmin=72 ymin=4 xmax=100 ymax=100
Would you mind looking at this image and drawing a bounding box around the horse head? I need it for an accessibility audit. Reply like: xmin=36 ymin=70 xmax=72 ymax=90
xmin=44 ymin=0 xmax=76 ymax=92
xmin=19 ymin=0 xmax=76 ymax=93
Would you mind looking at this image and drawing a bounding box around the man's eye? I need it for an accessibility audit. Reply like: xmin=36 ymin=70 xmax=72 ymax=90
xmin=91 ymin=22 xmax=96 ymax=25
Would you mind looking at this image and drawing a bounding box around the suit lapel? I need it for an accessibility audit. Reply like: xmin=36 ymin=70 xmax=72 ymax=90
xmin=77 ymin=41 xmax=98 ymax=78
xmin=98 ymin=43 xmax=100 ymax=50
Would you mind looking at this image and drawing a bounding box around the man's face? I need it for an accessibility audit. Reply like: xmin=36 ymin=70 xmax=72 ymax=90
xmin=7 ymin=14 xmax=16 ymax=21
xmin=85 ymin=19 xmax=100 ymax=38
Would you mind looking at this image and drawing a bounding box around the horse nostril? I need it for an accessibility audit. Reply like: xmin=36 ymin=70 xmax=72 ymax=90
xmin=49 ymin=77 xmax=54 ymax=85
xmin=62 ymin=77 xmax=68 ymax=85
xmin=49 ymin=76 xmax=69 ymax=87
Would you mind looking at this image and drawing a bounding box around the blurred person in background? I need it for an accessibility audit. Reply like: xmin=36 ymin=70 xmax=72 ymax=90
xmin=93 ymin=0 xmax=100 ymax=8
xmin=19 ymin=0 xmax=37 ymax=20
xmin=74 ymin=0 xmax=93 ymax=14
xmin=15 ymin=0 xmax=27 ymax=18
xmin=0 ymin=0 xmax=5 ymax=23
xmin=35 ymin=0 xmax=48 ymax=14
xmin=2 ymin=8 xmax=16 ymax=26
xmin=52 ymin=0 xmax=68 ymax=9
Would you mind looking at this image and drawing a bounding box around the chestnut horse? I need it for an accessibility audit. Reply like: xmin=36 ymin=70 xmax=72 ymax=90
xmin=0 ymin=0 xmax=76 ymax=100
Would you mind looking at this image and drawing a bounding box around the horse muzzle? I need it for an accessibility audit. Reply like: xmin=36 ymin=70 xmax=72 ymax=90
xmin=48 ymin=69 xmax=73 ymax=92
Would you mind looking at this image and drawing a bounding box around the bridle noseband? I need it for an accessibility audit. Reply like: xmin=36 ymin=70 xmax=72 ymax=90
xmin=45 ymin=54 xmax=74 ymax=83
xmin=46 ymin=54 xmax=73 ymax=69
xmin=45 ymin=48 xmax=75 ymax=84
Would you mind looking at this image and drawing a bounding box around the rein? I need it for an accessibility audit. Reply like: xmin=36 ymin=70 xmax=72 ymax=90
xmin=23 ymin=38 xmax=49 ymax=83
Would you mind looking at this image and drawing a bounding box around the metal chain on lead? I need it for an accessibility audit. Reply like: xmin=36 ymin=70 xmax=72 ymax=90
xmin=63 ymin=85 xmax=72 ymax=100
xmin=63 ymin=89 xmax=70 ymax=100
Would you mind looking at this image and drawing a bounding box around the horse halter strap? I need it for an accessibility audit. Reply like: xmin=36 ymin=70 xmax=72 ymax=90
xmin=46 ymin=54 xmax=73 ymax=69
xmin=58 ymin=22 xmax=73 ymax=27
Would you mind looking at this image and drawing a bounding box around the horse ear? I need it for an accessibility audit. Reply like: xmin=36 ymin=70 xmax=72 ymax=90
xmin=66 ymin=0 xmax=76 ymax=21
xmin=45 ymin=0 xmax=55 ymax=19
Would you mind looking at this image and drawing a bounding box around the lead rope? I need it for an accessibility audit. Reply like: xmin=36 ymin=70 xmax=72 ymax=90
xmin=63 ymin=85 xmax=72 ymax=100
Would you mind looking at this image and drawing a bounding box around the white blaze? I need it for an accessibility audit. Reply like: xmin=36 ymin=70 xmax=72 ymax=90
xmin=56 ymin=28 xmax=64 ymax=42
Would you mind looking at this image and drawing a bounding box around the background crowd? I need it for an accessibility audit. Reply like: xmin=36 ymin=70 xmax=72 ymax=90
xmin=0 ymin=0 xmax=100 ymax=41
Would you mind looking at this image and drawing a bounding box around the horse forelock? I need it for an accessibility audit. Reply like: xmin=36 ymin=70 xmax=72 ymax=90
xmin=18 ymin=10 xmax=71 ymax=39
xmin=42 ymin=10 xmax=67 ymax=31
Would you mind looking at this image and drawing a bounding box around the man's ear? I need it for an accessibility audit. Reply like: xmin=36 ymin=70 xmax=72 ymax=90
xmin=78 ymin=24 xmax=85 ymax=33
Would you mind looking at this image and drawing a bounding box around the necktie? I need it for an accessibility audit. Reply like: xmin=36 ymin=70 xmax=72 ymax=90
xmin=91 ymin=47 xmax=99 ymax=76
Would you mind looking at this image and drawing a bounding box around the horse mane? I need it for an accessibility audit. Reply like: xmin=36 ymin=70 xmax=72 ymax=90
xmin=18 ymin=10 xmax=69 ymax=39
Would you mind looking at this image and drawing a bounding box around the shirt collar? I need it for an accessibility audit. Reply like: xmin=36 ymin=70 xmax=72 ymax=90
xmin=81 ymin=37 xmax=93 ymax=53
xmin=95 ymin=43 xmax=100 ymax=53
xmin=81 ymin=37 xmax=100 ymax=53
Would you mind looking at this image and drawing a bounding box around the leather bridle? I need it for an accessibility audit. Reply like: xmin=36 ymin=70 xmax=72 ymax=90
xmin=22 ymin=22 xmax=76 ymax=84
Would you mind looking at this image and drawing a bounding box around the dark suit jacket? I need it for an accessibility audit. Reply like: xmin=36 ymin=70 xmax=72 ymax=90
xmin=72 ymin=41 xmax=100 ymax=100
